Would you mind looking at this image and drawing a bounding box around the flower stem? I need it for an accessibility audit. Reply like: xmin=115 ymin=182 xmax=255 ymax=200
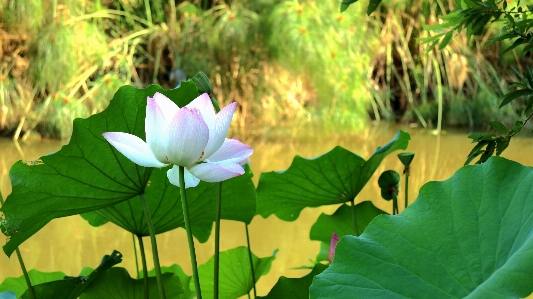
xmin=245 ymin=224 xmax=256 ymax=298
xmin=179 ymin=166 xmax=202 ymax=299
xmin=404 ymin=170 xmax=410 ymax=210
xmin=140 ymin=193 xmax=166 ymax=299
xmin=0 ymin=192 xmax=35 ymax=299
xmin=137 ymin=235 xmax=149 ymax=299
xmin=214 ymin=183 xmax=222 ymax=299
xmin=350 ymin=199 xmax=359 ymax=236
xmin=133 ymin=233 xmax=140 ymax=279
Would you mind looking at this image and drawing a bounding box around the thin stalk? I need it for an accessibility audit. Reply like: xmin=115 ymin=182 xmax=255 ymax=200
xmin=179 ymin=166 xmax=202 ymax=299
xmin=140 ymin=194 xmax=166 ymax=299
xmin=214 ymin=183 xmax=222 ymax=299
xmin=350 ymin=199 xmax=360 ymax=236
xmin=133 ymin=233 xmax=140 ymax=279
xmin=0 ymin=192 xmax=35 ymax=299
xmin=245 ymin=224 xmax=257 ymax=298
xmin=143 ymin=0 xmax=152 ymax=24
xmin=137 ymin=235 xmax=149 ymax=299
xmin=404 ymin=169 xmax=410 ymax=210
xmin=392 ymin=194 xmax=398 ymax=215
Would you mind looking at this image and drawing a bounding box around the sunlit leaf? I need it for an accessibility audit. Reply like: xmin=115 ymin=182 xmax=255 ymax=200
xmin=80 ymin=268 xmax=182 ymax=299
xmin=146 ymin=265 xmax=194 ymax=299
xmin=258 ymin=264 xmax=328 ymax=299
xmin=257 ymin=131 xmax=409 ymax=221
xmin=311 ymin=157 xmax=533 ymax=298
xmin=197 ymin=247 xmax=276 ymax=299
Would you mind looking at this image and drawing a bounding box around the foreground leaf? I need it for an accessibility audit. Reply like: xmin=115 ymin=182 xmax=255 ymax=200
xmin=258 ymin=264 xmax=328 ymax=299
xmin=197 ymin=247 xmax=276 ymax=299
xmin=80 ymin=267 xmax=182 ymax=299
xmin=146 ymin=265 xmax=194 ymax=299
xmin=0 ymin=271 xmax=65 ymax=298
xmin=1 ymin=83 xmax=199 ymax=256
xmin=311 ymin=157 xmax=533 ymax=298
xmin=257 ymin=130 xmax=409 ymax=221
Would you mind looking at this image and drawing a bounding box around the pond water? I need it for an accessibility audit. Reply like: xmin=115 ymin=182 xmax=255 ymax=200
xmin=1 ymin=124 xmax=533 ymax=297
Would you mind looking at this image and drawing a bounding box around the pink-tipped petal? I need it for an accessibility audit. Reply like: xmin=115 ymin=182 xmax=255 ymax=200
xmin=188 ymin=162 xmax=244 ymax=183
xmin=206 ymin=138 xmax=253 ymax=164
xmin=152 ymin=92 xmax=180 ymax=122
xmin=167 ymin=165 xmax=200 ymax=188
xmin=166 ymin=108 xmax=209 ymax=166
xmin=203 ymin=102 xmax=237 ymax=159
xmin=103 ymin=132 xmax=167 ymax=167
xmin=146 ymin=96 xmax=169 ymax=163
xmin=327 ymin=233 xmax=340 ymax=263
xmin=186 ymin=93 xmax=216 ymax=129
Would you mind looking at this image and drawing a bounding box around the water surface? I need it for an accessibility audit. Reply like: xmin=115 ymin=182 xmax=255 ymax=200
xmin=1 ymin=125 xmax=533 ymax=296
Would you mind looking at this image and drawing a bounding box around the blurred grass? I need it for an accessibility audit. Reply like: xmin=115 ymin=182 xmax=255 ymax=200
xmin=0 ymin=0 xmax=527 ymax=139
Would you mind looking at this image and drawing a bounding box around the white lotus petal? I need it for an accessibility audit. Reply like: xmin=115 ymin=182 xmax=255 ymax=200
xmin=186 ymin=93 xmax=216 ymax=129
xmin=146 ymin=96 xmax=169 ymax=163
xmin=166 ymin=108 xmax=209 ymax=166
xmin=103 ymin=132 xmax=167 ymax=167
xmin=188 ymin=162 xmax=244 ymax=183
xmin=203 ymin=102 xmax=237 ymax=159
xmin=206 ymin=138 xmax=253 ymax=164
xmin=167 ymin=165 xmax=200 ymax=188
xmin=152 ymin=92 xmax=180 ymax=123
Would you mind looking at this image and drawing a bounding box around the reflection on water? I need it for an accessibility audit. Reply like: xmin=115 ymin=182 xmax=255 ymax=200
xmin=1 ymin=125 xmax=533 ymax=296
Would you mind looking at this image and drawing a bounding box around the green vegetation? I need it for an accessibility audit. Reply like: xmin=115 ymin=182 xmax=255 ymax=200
xmin=0 ymin=0 xmax=529 ymax=139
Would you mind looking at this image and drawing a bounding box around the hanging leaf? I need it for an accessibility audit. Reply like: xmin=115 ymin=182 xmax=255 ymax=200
xmin=197 ymin=247 xmax=276 ymax=299
xmin=258 ymin=264 xmax=328 ymax=299
xmin=310 ymin=201 xmax=387 ymax=244
xmin=377 ymin=170 xmax=400 ymax=200
xmin=80 ymin=268 xmax=182 ymax=299
xmin=311 ymin=157 xmax=533 ymax=298
xmin=257 ymin=131 xmax=409 ymax=221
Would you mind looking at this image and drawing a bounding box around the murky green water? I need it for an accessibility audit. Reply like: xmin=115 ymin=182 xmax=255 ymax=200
xmin=1 ymin=125 xmax=533 ymax=297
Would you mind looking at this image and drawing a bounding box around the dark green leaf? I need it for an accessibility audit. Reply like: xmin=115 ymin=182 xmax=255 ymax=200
xmin=310 ymin=201 xmax=387 ymax=244
xmin=256 ymin=131 xmax=409 ymax=221
xmin=467 ymin=133 xmax=484 ymax=140
xmin=500 ymin=89 xmax=533 ymax=108
xmin=197 ymin=247 xmax=276 ymax=299
xmin=438 ymin=31 xmax=454 ymax=49
xmin=377 ymin=170 xmax=400 ymax=200
xmin=366 ymin=0 xmax=383 ymax=15
xmin=311 ymin=157 xmax=533 ymax=298
xmin=80 ymin=267 xmax=182 ymax=299
xmin=258 ymin=264 xmax=328 ymax=299
xmin=486 ymin=121 xmax=508 ymax=134
xmin=496 ymin=138 xmax=510 ymax=156
xmin=501 ymin=38 xmax=528 ymax=54
xmin=79 ymin=212 xmax=109 ymax=227
xmin=465 ymin=140 xmax=489 ymax=165
xmin=190 ymin=71 xmax=212 ymax=95
xmin=340 ymin=0 xmax=358 ymax=13
xmin=512 ymin=120 xmax=524 ymax=133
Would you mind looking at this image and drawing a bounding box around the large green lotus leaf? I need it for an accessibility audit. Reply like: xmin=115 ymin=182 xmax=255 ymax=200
xmin=258 ymin=263 xmax=328 ymax=299
xmin=79 ymin=211 xmax=109 ymax=227
xmin=310 ymin=201 xmax=387 ymax=244
xmin=146 ymin=265 xmax=194 ymax=299
xmin=0 ymin=251 xmax=121 ymax=299
xmin=85 ymin=165 xmax=256 ymax=242
xmin=80 ymin=267 xmax=182 ymax=299
xmin=310 ymin=157 xmax=533 ymax=298
xmin=197 ymin=246 xmax=276 ymax=299
xmin=1 ymin=83 xmax=199 ymax=257
xmin=257 ymin=130 xmax=409 ymax=221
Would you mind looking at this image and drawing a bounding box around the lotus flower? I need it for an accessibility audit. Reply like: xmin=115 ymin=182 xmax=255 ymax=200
xmin=327 ymin=233 xmax=340 ymax=263
xmin=103 ymin=92 xmax=253 ymax=188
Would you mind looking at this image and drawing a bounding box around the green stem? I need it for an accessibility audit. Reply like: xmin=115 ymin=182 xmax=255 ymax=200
xmin=137 ymin=235 xmax=149 ymax=299
xmin=133 ymin=233 xmax=140 ymax=279
xmin=0 ymin=192 xmax=35 ymax=299
xmin=140 ymin=193 xmax=166 ymax=299
xmin=245 ymin=224 xmax=256 ymax=298
xmin=143 ymin=0 xmax=152 ymax=24
xmin=392 ymin=194 xmax=398 ymax=215
xmin=404 ymin=170 xmax=410 ymax=210
xmin=214 ymin=183 xmax=222 ymax=299
xmin=350 ymin=199 xmax=360 ymax=236
xmin=179 ymin=166 xmax=202 ymax=299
